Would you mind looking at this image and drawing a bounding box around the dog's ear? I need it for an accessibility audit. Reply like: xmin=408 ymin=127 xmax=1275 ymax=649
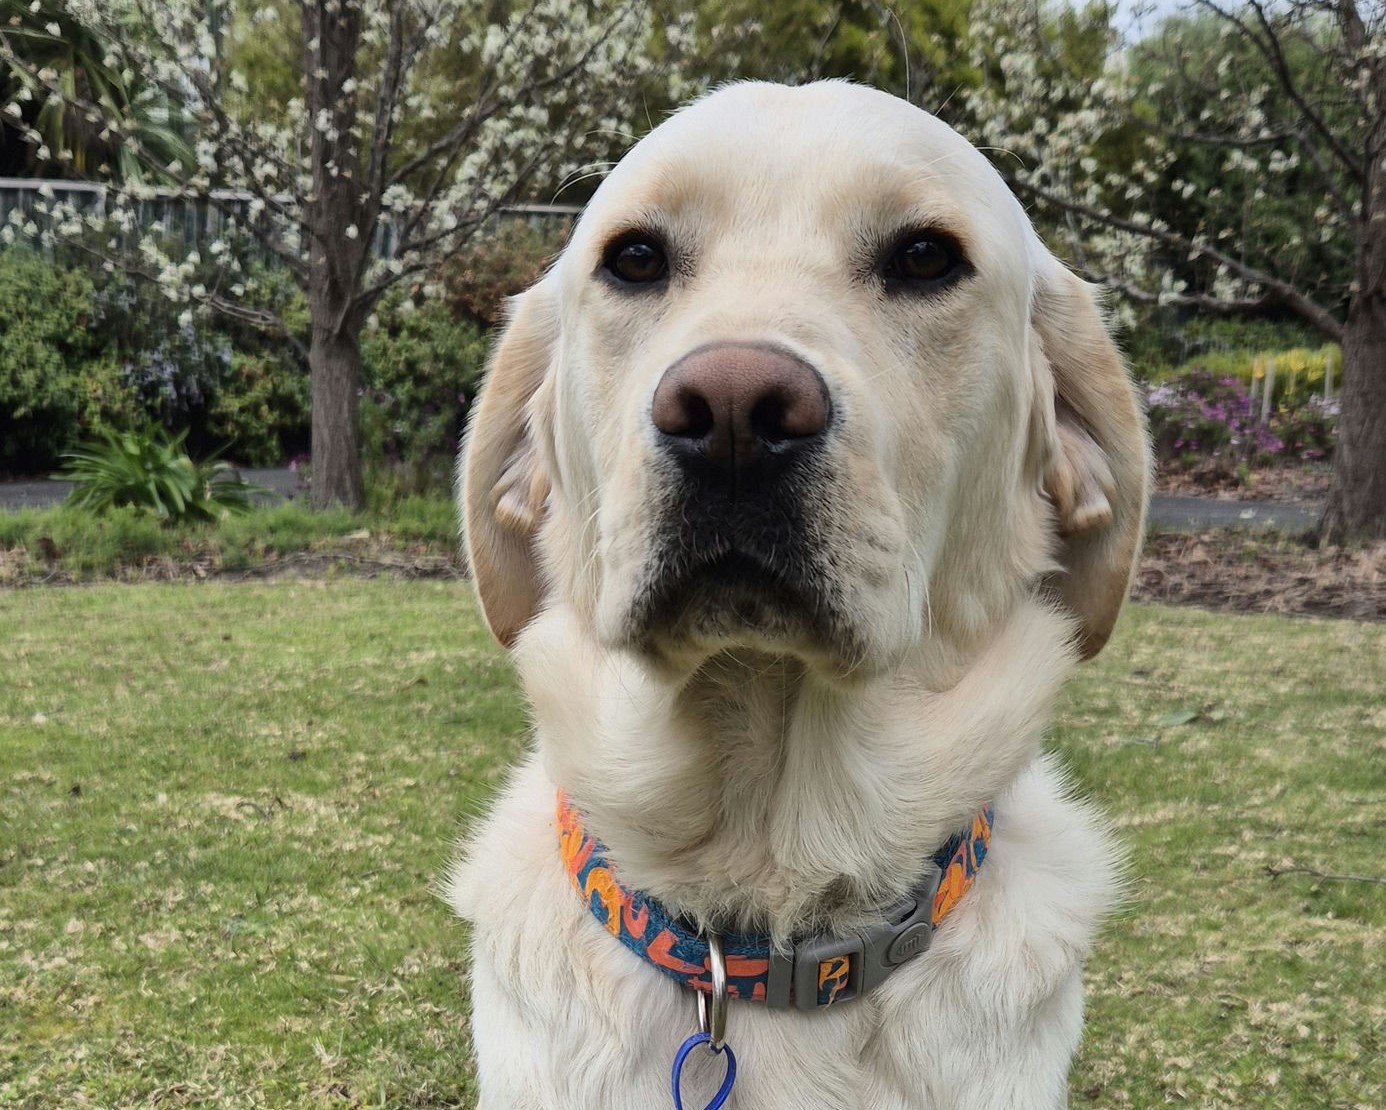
xmin=1029 ymin=265 xmax=1150 ymax=660
xmin=460 ymin=283 xmax=558 ymax=648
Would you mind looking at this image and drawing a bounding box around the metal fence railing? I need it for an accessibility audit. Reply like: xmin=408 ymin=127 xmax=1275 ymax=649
xmin=0 ymin=177 xmax=581 ymax=258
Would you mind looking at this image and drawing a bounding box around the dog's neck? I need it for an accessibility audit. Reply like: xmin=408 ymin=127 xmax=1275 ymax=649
xmin=516 ymin=599 xmax=1077 ymax=942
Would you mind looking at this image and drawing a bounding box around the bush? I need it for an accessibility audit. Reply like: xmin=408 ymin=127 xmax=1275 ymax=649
xmin=208 ymin=350 xmax=313 ymax=467
xmin=1146 ymin=368 xmax=1336 ymax=478
xmin=0 ymin=248 xmax=135 ymax=470
xmin=361 ymin=288 xmax=490 ymax=496
xmin=1121 ymin=309 xmax=1323 ymax=378
xmin=0 ymin=245 xmax=311 ymax=472
xmin=440 ymin=220 xmax=569 ymax=328
xmin=204 ymin=264 xmax=312 ymax=464
xmin=1272 ymin=396 xmax=1338 ymax=463
xmin=86 ymin=258 xmax=311 ymax=466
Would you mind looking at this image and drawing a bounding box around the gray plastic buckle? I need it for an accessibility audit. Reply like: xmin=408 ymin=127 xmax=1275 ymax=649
xmin=765 ymin=862 xmax=943 ymax=1011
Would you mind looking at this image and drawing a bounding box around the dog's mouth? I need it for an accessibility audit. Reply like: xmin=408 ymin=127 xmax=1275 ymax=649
xmin=615 ymin=453 xmax=872 ymax=667
xmin=629 ymin=543 xmax=844 ymax=657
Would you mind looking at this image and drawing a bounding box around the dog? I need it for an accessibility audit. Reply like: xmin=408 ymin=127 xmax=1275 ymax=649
xmin=448 ymin=80 xmax=1149 ymax=1109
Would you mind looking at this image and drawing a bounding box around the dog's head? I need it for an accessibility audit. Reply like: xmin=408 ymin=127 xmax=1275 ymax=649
xmin=462 ymin=82 xmax=1148 ymax=677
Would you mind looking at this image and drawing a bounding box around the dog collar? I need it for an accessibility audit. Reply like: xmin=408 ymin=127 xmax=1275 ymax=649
xmin=557 ymin=791 xmax=993 ymax=1011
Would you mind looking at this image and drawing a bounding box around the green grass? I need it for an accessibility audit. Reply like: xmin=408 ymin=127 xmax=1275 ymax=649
xmin=0 ymin=497 xmax=460 ymax=582
xmin=0 ymin=587 xmax=1381 ymax=1108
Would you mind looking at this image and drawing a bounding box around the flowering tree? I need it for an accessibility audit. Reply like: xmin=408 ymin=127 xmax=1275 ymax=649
xmin=0 ymin=0 xmax=191 ymax=181
xmin=1 ymin=0 xmax=677 ymax=508
xmin=966 ymin=0 xmax=1385 ymax=541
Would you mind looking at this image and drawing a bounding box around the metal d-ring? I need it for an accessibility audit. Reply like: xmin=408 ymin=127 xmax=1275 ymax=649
xmin=696 ymin=931 xmax=729 ymax=1051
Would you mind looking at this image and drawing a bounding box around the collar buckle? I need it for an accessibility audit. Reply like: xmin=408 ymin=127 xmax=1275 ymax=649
xmin=765 ymin=861 xmax=943 ymax=1010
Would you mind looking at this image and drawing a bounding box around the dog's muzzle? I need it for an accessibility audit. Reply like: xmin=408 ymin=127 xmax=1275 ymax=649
xmin=632 ymin=343 xmax=841 ymax=646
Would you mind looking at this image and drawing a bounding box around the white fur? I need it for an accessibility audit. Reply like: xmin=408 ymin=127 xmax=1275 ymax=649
xmin=449 ymin=81 xmax=1148 ymax=1109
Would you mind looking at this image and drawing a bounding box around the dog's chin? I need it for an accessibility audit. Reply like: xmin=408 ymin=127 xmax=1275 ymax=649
xmin=622 ymin=553 xmax=862 ymax=674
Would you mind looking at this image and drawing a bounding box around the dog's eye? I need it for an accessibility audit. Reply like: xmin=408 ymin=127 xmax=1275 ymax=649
xmin=883 ymin=232 xmax=963 ymax=286
xmin=603 ymin=236 xmax=669 ymax=284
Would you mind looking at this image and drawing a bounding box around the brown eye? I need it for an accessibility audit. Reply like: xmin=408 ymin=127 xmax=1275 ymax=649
xmin=884 ymin=232 xmax=962 ymax=285
xmin=604 ymin=236 xmax=668 ymax=284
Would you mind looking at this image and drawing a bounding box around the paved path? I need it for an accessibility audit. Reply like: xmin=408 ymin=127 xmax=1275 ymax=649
xmin=0 ymin=469 xmax=1324 ymax=532
xmin=1147 ymin=494 xmax=1320 ymax=533
xmin=0 ymin=468 xmax=304 ymax=509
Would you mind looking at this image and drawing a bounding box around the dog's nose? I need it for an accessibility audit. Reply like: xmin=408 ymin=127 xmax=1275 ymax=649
xmin=651 ymin=344 xmax=830 ymax=469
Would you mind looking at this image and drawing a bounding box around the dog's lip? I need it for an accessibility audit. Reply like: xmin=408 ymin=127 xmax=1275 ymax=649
xmin=635 ymin=546 xmax=826 ymax=634
xmin=656 ymin=548 xmax=803 ymax=602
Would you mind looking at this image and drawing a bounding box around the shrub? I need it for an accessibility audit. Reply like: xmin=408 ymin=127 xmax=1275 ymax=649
xmin=0 ymin=248 xmax=135 ymax=469
xmin=1121 ymin=309 xmax=1322 ymax=379
xmin=361 ymin=288 xmax=490 ymax=496
xmin=87 ymin=258 xmax=311 ymax=465
xmin=91 ymin=274 xmax=234 ymax=427
xmin=1147 ymin=371 xmax=1283 ymax=472
xmin=0 ymin=244 xmax=312 ymax=472
xmin=208 ymin=350 xmax=313 ymax=467
xmin=440 ymin=220 xmax=569 ymax=328
xmin=56 ymin=427 xmax=271 ymax=523
xmin=1272 ymin=396 xmax=1338 ymax=462
xmin=203 ymin=264 xmax=312 ymax=464
xmin=1146 ymin=369 xmax=1336 ymax=478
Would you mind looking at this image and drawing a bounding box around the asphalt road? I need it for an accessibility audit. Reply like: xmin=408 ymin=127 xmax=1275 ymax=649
xmin=0 ymin=468 xmax=304 ymax=509
xmin=1146 ymin=494 xmax=1320 ymax=533
xmin=0 ymin=469 xmax=1322 ymax=532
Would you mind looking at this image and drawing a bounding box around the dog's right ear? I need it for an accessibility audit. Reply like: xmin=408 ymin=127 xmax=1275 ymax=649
xmin=460 ymin=283 xmax=558 ymax=648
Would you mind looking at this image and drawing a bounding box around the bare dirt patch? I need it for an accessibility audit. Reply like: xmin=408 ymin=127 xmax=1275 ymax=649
xmin=1136 ymin=532 xmax=1385 ymax=621
xmin=5 ymin=521 xmax=1382 ymax=623
xmin=1154 ymin=462 xmax=1331 ymax=504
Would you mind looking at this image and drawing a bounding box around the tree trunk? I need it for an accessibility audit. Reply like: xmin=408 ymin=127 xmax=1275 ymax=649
xmin=308 ymin=312 xmax=365 ymax=511
xmin=1321 ymin=305 xmax=1386 ymax=542
xmin=301 ymin=0 xmax=368 ymax=511
xmin=1321 ymin=71 xmax=1386 ymax=544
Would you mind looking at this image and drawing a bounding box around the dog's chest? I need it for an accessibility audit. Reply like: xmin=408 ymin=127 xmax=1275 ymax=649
xmin=451 ymin=753 xmax=1111 ymax=1109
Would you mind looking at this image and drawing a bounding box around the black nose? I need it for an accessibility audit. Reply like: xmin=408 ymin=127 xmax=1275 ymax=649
xmin=651 ymin=343 xmax=831 ymax=471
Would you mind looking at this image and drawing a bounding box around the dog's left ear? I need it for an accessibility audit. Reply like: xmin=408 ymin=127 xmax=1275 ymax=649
xmin=1029 ymin=264 xmax=1151 ymax=660
xmin=460 ymin=281 xmax=558 ymax=648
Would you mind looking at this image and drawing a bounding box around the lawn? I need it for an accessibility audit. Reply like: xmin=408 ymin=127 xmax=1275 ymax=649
xmin=0 ymin=582 xmax=1381 ymax=1108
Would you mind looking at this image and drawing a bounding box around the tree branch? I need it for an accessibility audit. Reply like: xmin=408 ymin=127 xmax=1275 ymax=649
xmin=55 ymin=234 xmax=306 ymax=360
xmin=1195 ymin=0 xmax=1364 ymax=182
xmin=1017 ymin=176 xmax=1345 ymax=341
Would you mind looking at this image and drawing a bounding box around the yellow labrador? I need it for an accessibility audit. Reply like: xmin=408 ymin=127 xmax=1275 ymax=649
xmin=449 ymin=81 xmax=1149 ymax=1109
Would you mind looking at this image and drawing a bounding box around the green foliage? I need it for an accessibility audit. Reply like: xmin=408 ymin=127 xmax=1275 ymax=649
xmin=441 ymin=220 xmax=568 ymax=328
xmin=679 ymin=0 xmax=978 ymax=109
xmin=1126 ymin=12 xmax=1354 ymax=315
xmin=0 ymin=246 xmax=310 ymax=471
xmin=360 ymin=288 xmax=491 ymax=496
xmin=55 ymin=427 xmax=271 ymax=523
xmin=202 ymin=264 xmax=312 ymax=465
xmin=0 ymin=248 xmax=134 ymax=468
xmin=1124 ymin=312 xmax=1325 ymax=381
xmin=207 ymin=351 xmax=313 ymax=467
xmin=0 ymin=0 xmax=192 ymax=182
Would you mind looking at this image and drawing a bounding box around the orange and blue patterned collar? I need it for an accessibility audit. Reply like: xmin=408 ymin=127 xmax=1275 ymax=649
xmin=557 ymin=791 xmax=994 ymax=1011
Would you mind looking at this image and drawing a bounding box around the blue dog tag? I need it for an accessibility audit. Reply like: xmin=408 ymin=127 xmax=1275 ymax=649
xmin=671 ymin=1032 xmax=737 ymax=1109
